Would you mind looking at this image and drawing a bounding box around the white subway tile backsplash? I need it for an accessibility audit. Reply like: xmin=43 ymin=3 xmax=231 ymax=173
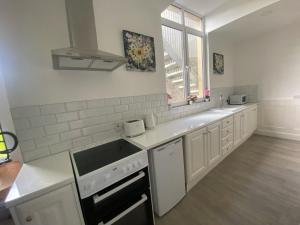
xmin=11 ymin=106 xmax=40 ymax=118
xmin=17 ymin=127 xmax=45 ymax=141
xmin=45 ymin=123 xmax=69 ymax=135
xmin=56 ymin=112 xmax=79 ymax=123
xmin=40 ymin=103 xmax=66 ymax=115
xmin=79 ymin=107 xmax=114 ymax=119
xmin=114 ymin=105 xmax=129 ymax=113
xmin=72 ymin=136 xmax=92 ymax=148
xmin=70 ymin=116 xmax=106 ymax=130
xmin=82 ymin=123 xmax=115 ymax=136
xmin=92 ymin=130 xmax=120 ymax=143
xmin=60 ymin=129 xmax=82 ymax=141
xmin=133 ymin=96 xmax=146 ymax=103
xmin=120 ymin=97 xmax=133 ymax=105
xmin=65 ymin=101 xmax=87 ymax=112
xmin=12 ymin=88 xmax=252 ymax=162
xmin=22 ymin=147 xmax=50 ymax=162
xmin=14 ymin=119 xmax=31 ymax=130
xmin=104 ymin=98 xmax=121 ymax=106
xmin=29 ymin=115 xmax=56 ymax=127
xmin=35 ymin=134 xmax=60 ymax=148
xmin=87 ymin=99 xmax=105 ymax=108
xmin=50 ymin=141 xmax=72 ymax=154
xmin=106 ymin=113 xmax=122 ymax=123
xmin=19 ymin=140 xmax=36 ymax=152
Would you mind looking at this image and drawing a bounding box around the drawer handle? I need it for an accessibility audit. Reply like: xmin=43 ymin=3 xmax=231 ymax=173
xmin=25 ymin=216 xmax=33 ymax=222
xmin=93 ymin=171 xmax=145 ymax=204
xmin=98 ymin=194 xmax=148 ymax=225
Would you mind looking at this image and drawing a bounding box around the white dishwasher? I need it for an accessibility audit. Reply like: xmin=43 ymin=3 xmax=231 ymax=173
xmin=149 ymin=138 xmax=186 ymax=216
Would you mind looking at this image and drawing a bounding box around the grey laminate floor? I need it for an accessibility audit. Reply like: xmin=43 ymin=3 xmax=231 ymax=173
xmin=156 ymin=135 xmax=300 ymax=225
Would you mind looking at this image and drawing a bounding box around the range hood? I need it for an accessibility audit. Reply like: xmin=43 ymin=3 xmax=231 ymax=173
xmin=51 ymin=0 xmax=127 ymax=71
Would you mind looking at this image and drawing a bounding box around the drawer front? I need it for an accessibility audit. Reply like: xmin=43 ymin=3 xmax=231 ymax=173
xmin=222 ymin=142 xmax=233 ymax=155
xmin=222 ymin=134 xmax=233 ymax=147
xmin=222 ymin=125 xmax=233 ymax=137
xmin=222 ymin=116 xmax=233 ymax=128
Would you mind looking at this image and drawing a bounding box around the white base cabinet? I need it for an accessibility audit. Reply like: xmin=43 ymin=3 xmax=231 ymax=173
xmin=207 ymin=122 xmax=222 ymax=169
xmin=10 ymin=184 xmax=83 ymax=225
xmin=184 ymin=127 xmax=207 ymax=191
xmin=184 ymin=121 xmax=222 ymax=191
xmin=185 ymin=105 xmax=258 ymax=191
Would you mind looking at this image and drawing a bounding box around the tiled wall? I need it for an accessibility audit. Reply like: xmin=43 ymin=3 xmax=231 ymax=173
xmin=234 ymin=85 xmax=258 ymax=103
xmin=11 ymin=86 xmax=254 ymax=162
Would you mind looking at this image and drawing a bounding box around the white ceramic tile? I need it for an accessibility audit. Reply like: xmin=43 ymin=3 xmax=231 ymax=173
xmin=79 ymin=107 xmax=114 ymax=119
xmin=13 ymin=119 xmax=31 ymax=130
xmin=45 ymin=123 xmax=69 ymax=135
xmin=11 ymin=106 xmax=41 ymax=118
xmin=65 ymin=101 xmax=87 ymax=112
xmin=40 ymin=104 xmax=66 ymax=115
xmin=35 ymin=134 xmax=60 ymax=148
xmin=29 ymin=115 xmax=56 ymax=127
xmin=50 ymin=141 xmax=72 ymax=154
xmin=17 ymin=127 xmax=45 ymax=141
xmin=72 ymin=136 xmax=92 ymax=148
xmin=56 ymin=112 xmax=79 ymax=123
xmin=60 ymin=129 xmax=82 ymax=141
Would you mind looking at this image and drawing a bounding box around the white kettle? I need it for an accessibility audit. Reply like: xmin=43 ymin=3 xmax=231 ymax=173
xmin=145 ymin=113 xmax=157 ymax=130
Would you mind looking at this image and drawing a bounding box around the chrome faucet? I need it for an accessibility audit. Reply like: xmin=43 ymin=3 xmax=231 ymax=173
xmin=220 ymin=94 xmax=225 ymax=108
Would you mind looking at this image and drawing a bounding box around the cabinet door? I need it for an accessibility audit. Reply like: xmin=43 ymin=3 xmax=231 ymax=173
xmin=241 ymin=111 xmax=247 ymax=140
xmin=234 ymin=113 xmax=242 ymax=147
xmin=184 ymin=128 xmax=207 ymax=189
xmin=250 ymin=106 xmax=258 ymax=133
xmin=16 ymin=185 xmax=82 ymax=225
xmin=207 ymin=122 xmax=222 ymax=168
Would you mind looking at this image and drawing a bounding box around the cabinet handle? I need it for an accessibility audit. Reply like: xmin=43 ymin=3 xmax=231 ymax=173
xmin=25 ymin=216 xmax=32 ymax=222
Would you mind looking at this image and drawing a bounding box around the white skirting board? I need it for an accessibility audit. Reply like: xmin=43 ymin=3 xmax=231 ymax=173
xmin=255 ymin=129 xmax=300 ymax=142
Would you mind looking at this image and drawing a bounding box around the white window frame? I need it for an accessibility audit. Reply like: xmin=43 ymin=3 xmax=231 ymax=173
xmin=162 ymin=3 xmax=208 ymax=107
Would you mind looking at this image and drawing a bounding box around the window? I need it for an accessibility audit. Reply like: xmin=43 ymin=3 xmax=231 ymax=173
xmin=161 ymin=5 xmax=206 ymax=105
xmin=0 ymin=125 xmax=8 ymax=161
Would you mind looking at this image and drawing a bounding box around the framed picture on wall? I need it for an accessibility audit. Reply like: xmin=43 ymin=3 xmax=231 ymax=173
xmin=213 ymin=53 xmax=224 ymax=75
xmin=122 ymin=30 xmax=156 ymax=72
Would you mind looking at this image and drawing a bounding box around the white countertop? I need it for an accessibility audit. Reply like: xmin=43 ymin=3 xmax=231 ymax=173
xmin=5 ymin=151 xmax=74 ymax=208
xmin=126 ymin=104 xmax=257 ymax=150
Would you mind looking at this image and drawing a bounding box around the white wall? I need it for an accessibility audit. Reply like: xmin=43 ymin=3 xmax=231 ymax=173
xmin=234 ymin=22 xmax=300 ymax=140
xmin=0 ymin=71 xmax=22 ymax=162
xmin=0 ymin=0 xmax=167 ymax=108
xmin=206 ymin=0 xmax=280 ymax=32
xmin=208 ymin=33 xmax=235 ymax=89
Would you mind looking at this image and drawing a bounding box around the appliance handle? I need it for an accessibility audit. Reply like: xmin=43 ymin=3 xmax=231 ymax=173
xmin=93 ymin=171 xmax=145 ymax=205
xmin=98 ymin=194 xmax=148 ymax=225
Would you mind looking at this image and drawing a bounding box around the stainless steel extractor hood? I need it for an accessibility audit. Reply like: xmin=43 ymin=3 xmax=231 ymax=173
xmin=51 ymin=0 xmax=127 ymax=71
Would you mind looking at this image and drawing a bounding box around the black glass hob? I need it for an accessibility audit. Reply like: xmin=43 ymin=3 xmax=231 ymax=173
xmin=73 ymin=139 xmax=142 ymax=176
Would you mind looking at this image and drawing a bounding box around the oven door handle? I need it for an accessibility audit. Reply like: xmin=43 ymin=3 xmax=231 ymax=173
xmin=93 ymin=171 xmax=145 ymax=205
xmin=98 ymin=194 xmax=148 ymax=225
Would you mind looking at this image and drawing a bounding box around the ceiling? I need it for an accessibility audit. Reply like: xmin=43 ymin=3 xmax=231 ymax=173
xmin=210 ymin=0 xmax=300 ymax=43
xmin=175 ymin=0 xmax=244 ymax=16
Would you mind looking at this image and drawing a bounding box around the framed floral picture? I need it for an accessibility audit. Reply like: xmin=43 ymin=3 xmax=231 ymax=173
xmin=123 ymin=30 xmax=156 ymax=72
xmin=213 ymin=53 xmax=224 ymax=75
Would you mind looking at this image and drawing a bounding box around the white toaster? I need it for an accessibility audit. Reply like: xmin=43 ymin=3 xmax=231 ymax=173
xmin=124 ymin=120 xmax=146 ymax=137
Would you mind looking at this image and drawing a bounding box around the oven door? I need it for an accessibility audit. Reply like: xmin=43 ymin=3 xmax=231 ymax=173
xmin=80 ymin=168 xmax=154 ymax=225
